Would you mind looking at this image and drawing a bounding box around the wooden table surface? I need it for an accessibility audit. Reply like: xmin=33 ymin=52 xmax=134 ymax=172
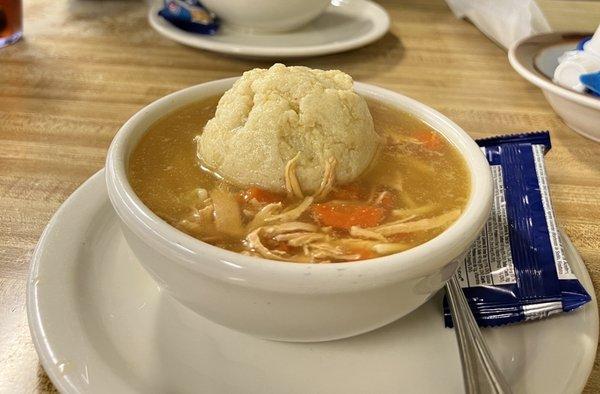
xmin=1 ymin=0 xmax=599 ymax=392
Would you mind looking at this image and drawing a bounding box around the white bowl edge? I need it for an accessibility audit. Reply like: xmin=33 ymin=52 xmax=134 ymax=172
xmin=105 ymin=78 xmax=493 ymax=294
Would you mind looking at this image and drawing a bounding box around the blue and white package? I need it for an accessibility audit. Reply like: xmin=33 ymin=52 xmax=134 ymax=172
xmin=580 ymin=71 xmax=600 ymax=96
xmin=578 ymin=35 xmax=600 ymax=96
xmin=444 ymin=131 xmax=591 ymax=327
xmin=159 ymin=0 xmax=219 ymax=35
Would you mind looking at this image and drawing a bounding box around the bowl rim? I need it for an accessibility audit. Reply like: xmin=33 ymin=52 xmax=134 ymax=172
xmin=106 ymin=78 xmax=492 ymax=292
xmin=508 ymin=32 xmax=600 ymax=111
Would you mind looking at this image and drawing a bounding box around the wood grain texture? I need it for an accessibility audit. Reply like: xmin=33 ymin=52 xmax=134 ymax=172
xmin=538 ymin=0 xmax=600 ymax=32
xmin=0 ymin=0 xmax=598 ymax=392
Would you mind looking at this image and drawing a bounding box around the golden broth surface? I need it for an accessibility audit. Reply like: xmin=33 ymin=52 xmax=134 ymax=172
xmin=129 ymin=96 xmax=470 ymax=261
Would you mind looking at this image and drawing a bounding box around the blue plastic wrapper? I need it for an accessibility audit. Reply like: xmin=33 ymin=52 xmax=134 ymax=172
xmin=576 ymin=36 xmax=592 ymax=51
xmin=580 ymin=71 xmax=600 ymax=96
xmin=444 ymin=131 xmax=591 ymax=327
xmin=576 ymin=36 xmax=600 ymax=97
xmin=159 ymin=0 xmax=219 ymax=35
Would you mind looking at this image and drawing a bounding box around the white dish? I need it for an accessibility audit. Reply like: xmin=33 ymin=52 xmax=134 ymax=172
xmin=509 ymin=32 xmax=600 ymax=142
xmin=200 ymin=0 xmax=331 ymax=33
xmin=105 ymin=78 xmax=493 ymax=342
xmin=28 ymin=170 xmax=598 ymax=393
xmin=148 ymin=0 xmax=390 ymax=58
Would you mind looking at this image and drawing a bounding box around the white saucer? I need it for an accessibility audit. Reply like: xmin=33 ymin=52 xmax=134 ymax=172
xmin=148 ymin=0 xmax=390 ymax=58
xmin=28 ymin=170 xmax=598 ymax=393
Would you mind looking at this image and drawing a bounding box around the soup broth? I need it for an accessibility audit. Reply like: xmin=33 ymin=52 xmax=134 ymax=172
xmin=129 ymin=96 xmax=470 ymax=262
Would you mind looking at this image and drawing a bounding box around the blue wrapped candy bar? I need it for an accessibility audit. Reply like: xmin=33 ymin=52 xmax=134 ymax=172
xmin=444 ymin=131 xmax=591 ymax=327
xmin=159 ymin=0 xmax=219 ymax=35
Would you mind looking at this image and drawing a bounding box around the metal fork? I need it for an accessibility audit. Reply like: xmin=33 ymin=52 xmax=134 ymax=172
xmin=445 ymin=275 xmax=513 ymax=394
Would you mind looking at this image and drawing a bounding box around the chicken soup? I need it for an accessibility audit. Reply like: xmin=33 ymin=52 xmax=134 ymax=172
xmin=129 ymin=96 xmax=470 ymax=263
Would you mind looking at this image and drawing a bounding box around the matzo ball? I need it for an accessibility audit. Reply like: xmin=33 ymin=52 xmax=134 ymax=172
xmin=196 ymin=64 xmax=380 ymax=193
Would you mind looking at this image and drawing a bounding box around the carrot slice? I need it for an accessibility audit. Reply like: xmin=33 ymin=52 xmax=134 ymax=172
xmin=415 ymin=130 xmax=443 ymax=151
xmin=311 ymin=203 xmax=385 ymax=229
xmin=240 ymin=187 xmax=285 ymax=204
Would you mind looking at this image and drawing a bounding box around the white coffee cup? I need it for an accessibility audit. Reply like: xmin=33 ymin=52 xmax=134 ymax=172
xmin=201 ymin=0 xmax=331 ymax=33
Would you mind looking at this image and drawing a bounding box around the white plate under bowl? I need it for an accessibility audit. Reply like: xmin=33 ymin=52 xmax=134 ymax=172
xmin=509 ymin=32 xmax=600 ymax=142
xmin=28 ymin=170 xmax=598 ymax=393
xmin=148 ymin=0 xmax=390 ymax=58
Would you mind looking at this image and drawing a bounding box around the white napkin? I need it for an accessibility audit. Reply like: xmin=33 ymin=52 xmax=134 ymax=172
xmin=445 ymin=0 xmax=552 ymax=49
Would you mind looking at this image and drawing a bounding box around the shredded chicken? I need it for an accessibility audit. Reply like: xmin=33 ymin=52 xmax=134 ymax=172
xmin=246 ymin=228 xmax=288 ymax=261
xmin=180 ymin=187 xmax=210 ymax=206
xmin=246 ymin=198 xmax=264 ymax=210
xmin=243 ymin=207 xmax=459 ymax=262
xmin=371 ymin=190 xmax=393 ymax=206
xmin=313 ymin=157 xmax=337 ymax=201
xmin=197 ymin=204 xmax=214 ymax=221
xmin=337 ymin=238 xmax=379 ymax=248
xmin=307 ymin=242 xmax=361 ymax=261
xmin=261 ymin=221 xmax=319 ymax=236
xmin=246 ymin=202 xmax=283 ymax=231
xmin=202 ymin=145 xmax=462 ymax=263
xmin=391 ymin=203 xmax=436 ymax=218
xmin=372 ymin=242 xmax=411 ymax=254
xmin=241 ymin=199 xmax=265 ymax=219
xmin=246 ymin=221 xmax=368 ymax=262
xmin=177 ymin=203 xmax=215 ymax=234
xmin=368 ymin=209 xmax=461 ymax=236
xmin=349 ymin=226 xmax=388 ymax=241
xmin=274 ymin=232 xmax=328 ymax=247
xmin=246 ymin=226 xmax=318 ymax=263
xmin=177 ymin=219 xmax=202 ymax=233
xmin=264 ymin=197 xmax=314 ymax=223
xmin=386 ymin=133 xmax=422 ymax=146
xmin=285 ymin=153 xmax=303 ymax=199
xmin=211 ymin=188 xmax=245 ymax=237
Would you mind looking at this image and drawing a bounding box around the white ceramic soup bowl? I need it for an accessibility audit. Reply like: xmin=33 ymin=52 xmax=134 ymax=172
xmin=106 ymin=78 xmax=493 ymax=342
xmin=201 ymin=0 xmax=331 ymax=33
